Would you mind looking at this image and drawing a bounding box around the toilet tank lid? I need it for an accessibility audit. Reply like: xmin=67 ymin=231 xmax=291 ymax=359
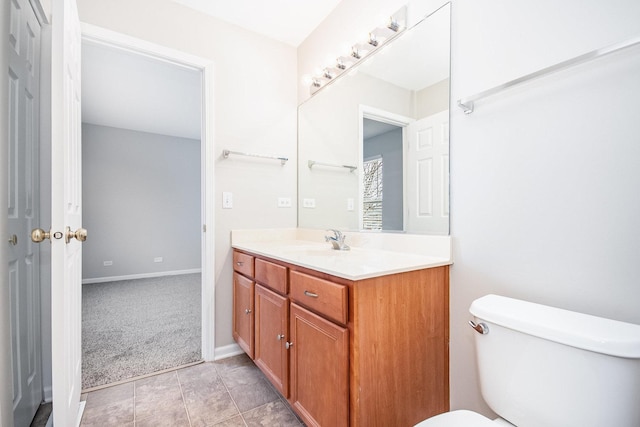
xmin=469 ymin=294 xmax=640 ymax=358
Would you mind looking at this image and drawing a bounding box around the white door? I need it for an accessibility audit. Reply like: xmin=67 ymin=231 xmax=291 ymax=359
xmin=406 ymin=110 xmax=449 ymax=235
xmin=7 ymin=0 xmax=43 ymax=425
xmin=50 ymin=0 xmax=84 ymax=425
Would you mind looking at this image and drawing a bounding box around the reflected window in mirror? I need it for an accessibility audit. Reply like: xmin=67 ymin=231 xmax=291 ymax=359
xmin=362 ymin=156 xmax=383 ymax=231
xmin=363 ymin=119 xmax=403 ymax=232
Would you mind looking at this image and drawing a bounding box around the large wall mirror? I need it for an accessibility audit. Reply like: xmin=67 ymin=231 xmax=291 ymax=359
xmin=298 ymin=3 xmax=450 ymax=235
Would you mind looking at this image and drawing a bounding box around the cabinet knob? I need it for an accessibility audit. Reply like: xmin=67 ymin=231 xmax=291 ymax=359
xmin=245 ymin=308 xmax=252 ymax=314
xmin=285 ymin=341 xmax=294 ymax=349
xmin=277 ymin=334 xmax=285 ymax=340
xmin=236 ymin=261 xmax=244 ymax=266
xmin=304 ymin=290 xmax=319 ymax=298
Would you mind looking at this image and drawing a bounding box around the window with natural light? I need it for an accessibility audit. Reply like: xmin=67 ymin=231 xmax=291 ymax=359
xmin=363 ymin=157 xmax=383 ymax=230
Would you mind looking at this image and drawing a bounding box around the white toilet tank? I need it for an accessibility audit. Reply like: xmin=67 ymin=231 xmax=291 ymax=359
xmin=469 ymin=295 xmax=640 ymax=427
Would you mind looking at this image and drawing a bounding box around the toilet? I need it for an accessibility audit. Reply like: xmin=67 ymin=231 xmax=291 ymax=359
xmin=416 ymin=294 xmax=640 ymax=427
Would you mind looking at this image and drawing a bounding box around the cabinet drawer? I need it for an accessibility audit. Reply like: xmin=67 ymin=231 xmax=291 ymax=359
xmin=290 ymin=271 xmax=347 ymax=325
xmin=233 ymin=251 xmax=254 ymax=277
xmin=255 ymin=258 xmax=288 ymax=294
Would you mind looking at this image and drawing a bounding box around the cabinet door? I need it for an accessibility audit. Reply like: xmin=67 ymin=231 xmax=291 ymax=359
xmin=233 ymin=272 xmax=254 ymax=358
xmin=255 ymin=284 xmax=289 ymax=397
xmin=289 ymin=303 xmax=349 ymax=427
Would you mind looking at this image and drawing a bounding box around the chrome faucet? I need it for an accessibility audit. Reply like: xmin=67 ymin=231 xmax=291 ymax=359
xmin=325 ymin=229 xmax=350 ymax=251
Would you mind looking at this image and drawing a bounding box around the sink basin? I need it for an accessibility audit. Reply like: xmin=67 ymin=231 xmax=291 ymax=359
xmin=280 ymin=246 xmax=342 ymax=257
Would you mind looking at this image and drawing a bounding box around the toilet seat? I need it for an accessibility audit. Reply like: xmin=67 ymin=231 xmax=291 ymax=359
xmin=415 ymin=410 xmax=500 ymax=427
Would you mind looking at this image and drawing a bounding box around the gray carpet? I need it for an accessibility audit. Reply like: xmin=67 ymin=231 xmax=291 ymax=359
xmin=82 ymin=273 xmax=201 ymax=389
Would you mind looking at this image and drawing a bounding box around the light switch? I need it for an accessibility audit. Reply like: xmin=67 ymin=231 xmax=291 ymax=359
xmin=222 ymin=192 xmax=233 ymax=209
xmin=303 ymin=198 xmax=316 ymax=208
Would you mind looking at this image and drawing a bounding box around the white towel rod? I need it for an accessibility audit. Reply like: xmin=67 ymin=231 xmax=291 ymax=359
xmin=223 ymin=149 xmax=288 ymax=165
xmin=457 ymin=34 xmax=640 ymax=114
xmin=308 ymin=160 xmax=357 ymax=172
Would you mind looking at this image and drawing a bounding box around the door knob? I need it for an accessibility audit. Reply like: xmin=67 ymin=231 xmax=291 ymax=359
xmin=65 ymin=227 xmax=87 ymax=243
xmin=31 ymin=228 xmax=61 ymax=243
xmin=8 ymin=234 xmax=18 ymax=246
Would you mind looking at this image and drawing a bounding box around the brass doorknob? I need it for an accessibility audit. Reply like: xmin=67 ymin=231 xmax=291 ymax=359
xmin=65 ymin=227 xmax=87 ymax=243
xmin=31 ymin=228 xmax=51 ymax=243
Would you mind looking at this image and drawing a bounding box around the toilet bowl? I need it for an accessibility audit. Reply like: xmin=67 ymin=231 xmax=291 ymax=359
xmin=414 ymin=294 xmax=640 ymax=427
xmin=415 ymin=410 xmax=512 ymax=427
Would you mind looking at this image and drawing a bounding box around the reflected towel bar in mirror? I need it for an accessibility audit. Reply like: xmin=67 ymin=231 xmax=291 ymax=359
xmin=308 ymin=160 xmax=357 ymax=172
xmin=223 ymin=149 xmax=288 ymax=165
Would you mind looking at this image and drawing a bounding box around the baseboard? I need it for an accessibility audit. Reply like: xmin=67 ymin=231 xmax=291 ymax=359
xmin=43 ymin=385 xmax=52 ymax=402
xmin=75 ymin=400 xmax=86 ymax=427
xmin=213 ymin=343 xmax=244 ymax=361
xmin=82 ymin=268 xmax=202 ymax=284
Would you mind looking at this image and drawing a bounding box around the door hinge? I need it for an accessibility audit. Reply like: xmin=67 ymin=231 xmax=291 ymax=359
xmin=203 ymin=224 xmax=207 ymax=232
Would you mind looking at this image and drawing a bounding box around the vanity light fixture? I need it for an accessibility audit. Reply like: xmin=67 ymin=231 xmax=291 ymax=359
xmin=323 ymin=68 xmax=335 ymax=79
xmin=304 ymin=5 xmax=407 ymax=95
xmin=368 ymin=33 xmax=379 ymax=47
xmin=387 ymin=17 xmax=400 ymax=32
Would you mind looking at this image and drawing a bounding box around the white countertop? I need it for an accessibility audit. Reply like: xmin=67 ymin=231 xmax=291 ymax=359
xmin=231 ymin=230 xmax=452 ymax=280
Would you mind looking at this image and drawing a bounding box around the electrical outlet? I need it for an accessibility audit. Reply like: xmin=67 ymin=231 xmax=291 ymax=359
xmin=278 ymin=197 xmax=292 ymax=208
xmin=103 ymin=261 xmax=113 ymax=266
xmin=303 ymin=198 xmax=316 ymax=208
xmin=222 ymin=192 xmax=233 ymax=209
xmin=154 ymin=257 xmax=163 ymax=263
xmin=347 ymin=198 xmax=355 ymax=211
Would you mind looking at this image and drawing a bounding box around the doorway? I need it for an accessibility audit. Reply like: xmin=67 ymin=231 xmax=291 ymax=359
xmin=362 ymin=118 xmax=404 ymax=231
xmin=359 ymin=106 xmax=413 ymax=232
xmin=77 ymin=25 xmax=216 ymax=388
xmin=359 ymin=105 xmax=450 ymax=235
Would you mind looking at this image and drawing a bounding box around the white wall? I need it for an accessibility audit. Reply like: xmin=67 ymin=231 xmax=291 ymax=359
xmin=77 ymin=0 xmax=298 ymax=348
xmin=300 ymin=0 xmax=640 ymax=418
xmin=416 ymin=78 xmax=449 ymax=118
xmin=449 ymin=0 xmax=640 ymax=415
xmin=82 ymin=124 xmax=201 ymax=281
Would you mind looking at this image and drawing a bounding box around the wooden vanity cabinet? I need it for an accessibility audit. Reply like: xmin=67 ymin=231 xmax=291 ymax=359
xmin=348 ymin=267 xmax=449 ymax=426
xmin=232 ymin=251 xmax=255 ymax=358
xmin=232 ymin=273 xmax=254 ymax=358
xmin=232 ymin=249 xmax=449 ymax=427
xmin=254 ymin=284 xmax=289 ymax=397
xmin=289 ymin=302 xmax=349 ymax=427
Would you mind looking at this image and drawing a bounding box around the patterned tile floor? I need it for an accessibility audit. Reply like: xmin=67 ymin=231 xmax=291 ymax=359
xmin=79 ymin=354 xmax=304 ymax=427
